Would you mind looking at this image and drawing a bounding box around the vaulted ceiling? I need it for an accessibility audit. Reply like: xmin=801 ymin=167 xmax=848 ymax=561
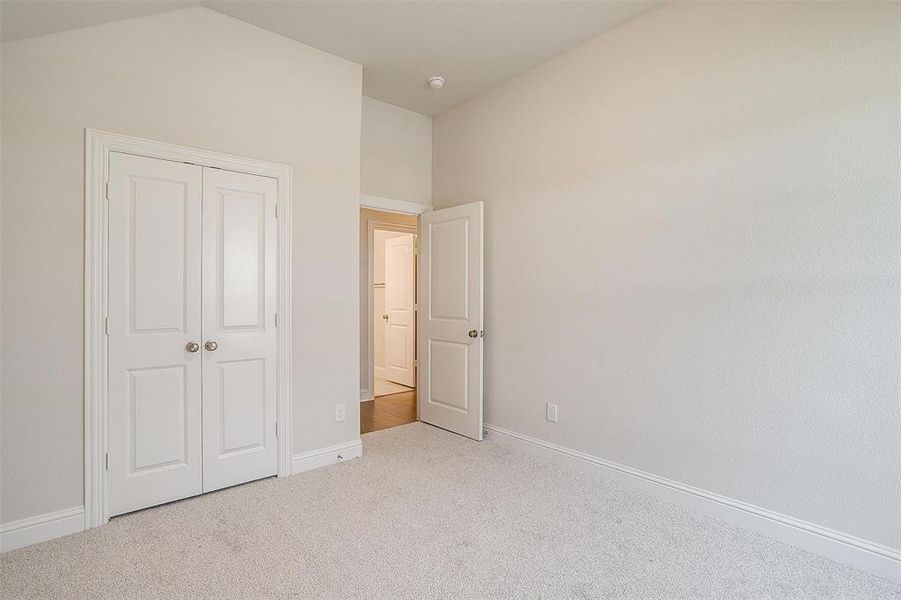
xmin=0 ymin=1 xmax=659 ymax=115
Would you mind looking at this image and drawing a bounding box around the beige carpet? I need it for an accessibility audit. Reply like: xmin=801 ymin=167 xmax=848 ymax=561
xmin=2 ymin=423 xmax=899 ymax=599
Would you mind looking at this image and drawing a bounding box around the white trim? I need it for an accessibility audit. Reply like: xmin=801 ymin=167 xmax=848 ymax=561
xmin=291 ymin=440 xmax=363 ymax=475
xmin=364 ymin=219 xmax=419 ymax=403
xmin=84 ymin=129 xmax=294 ymax=530
xmin=1 ymin=507 xmax=85 ymax=553
xmin=484 ymin=424 xmax=901 ymax=583
xmin=361 ymin=193 xmax=432 ymax=215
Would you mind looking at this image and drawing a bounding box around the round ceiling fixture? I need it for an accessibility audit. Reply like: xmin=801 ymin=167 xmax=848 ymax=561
xmin=427 ymin=76 xmax=446 ymax=90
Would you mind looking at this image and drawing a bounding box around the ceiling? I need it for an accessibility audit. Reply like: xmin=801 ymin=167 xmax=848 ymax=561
xmin=0 ymin=1 xmax=200 ymax=41
xmin=0 ymin=0 xmax=659 ymax=116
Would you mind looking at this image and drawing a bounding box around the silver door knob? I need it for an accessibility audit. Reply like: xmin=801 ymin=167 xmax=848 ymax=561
xmin=382 ymin=314 xmax=389 ymax=320
xmin=468 ymin=330 xmax=478 ymax=338
xmin=185 ymin=341 xmax=200 ymax=353
xmin=204 ymin=340 xmax=219 ymax=351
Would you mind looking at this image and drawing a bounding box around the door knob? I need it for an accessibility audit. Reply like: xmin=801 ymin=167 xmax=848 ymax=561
xmin=382 ymin=314 xmax=389 ymax=320
xmin=468 ymin=330 xmax=478 ymax=338
xmin=185 ymin=341 xmax=200 ymax=353
xmin=204 ymin=340 xmax=219 ymax=351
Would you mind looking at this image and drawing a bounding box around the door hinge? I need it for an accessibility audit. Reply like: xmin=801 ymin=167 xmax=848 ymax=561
xmin=105 ymin=182 xmax=111 ymax=201
xmin=105 ymin=452 xmax=110 ymax=471
xmin=104 ymin=317 xmax=110 ymax=336
xmin=275 ymin=422 xmax=279 ymax=438
xmin=275 ymin=204 xmax=279 ymax=219
xmin=274 ymin=313 xmax=279 ymax=328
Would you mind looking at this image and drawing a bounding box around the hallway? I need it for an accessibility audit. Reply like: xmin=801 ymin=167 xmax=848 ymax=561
xmin=360 ymin=390 xmax=416 ymax=434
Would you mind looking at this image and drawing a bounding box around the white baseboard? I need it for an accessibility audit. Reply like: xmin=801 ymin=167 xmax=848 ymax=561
xmin=2 ymin=442 xmax=365 ymax=552
xmin=291 ymin=439 xmax=363 ymax=475
xmin=484 ymin=424 xmax=901 ymax=583
xmin=1 ymin=506 xmax=85 ymax=552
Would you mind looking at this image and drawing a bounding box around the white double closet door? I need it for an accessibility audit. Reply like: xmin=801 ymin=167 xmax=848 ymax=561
xmin=107 ymin=152 xmax=278 ymax=517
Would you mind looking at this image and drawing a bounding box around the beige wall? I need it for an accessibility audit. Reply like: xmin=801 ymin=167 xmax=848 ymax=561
xmin=0 ymin=7 xmax=362 ymax=523
xmin=361 ymin=96 xmax=432 ymax=204
xmin=358 ymin=98 xmax=430 ymax=395
xmin=433 ymin=2 xmax=901 ymax=549
xmin=359 ymin=209 xmax=417 ymax=398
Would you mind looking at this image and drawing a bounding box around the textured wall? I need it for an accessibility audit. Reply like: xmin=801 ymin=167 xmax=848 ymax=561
xmin=433 ymin=2 xmax=901 ymax=549
xmin=361 ymin=96 xmax=432 ymax=204
xmin=1 ymin=8 xmax=362 ymax=523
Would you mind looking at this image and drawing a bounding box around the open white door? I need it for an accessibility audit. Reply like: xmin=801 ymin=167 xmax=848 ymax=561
xmin=384 ymin=233 xmax=416 ymax=387
xmin=419 ymin=202 xmax=484 ymax=440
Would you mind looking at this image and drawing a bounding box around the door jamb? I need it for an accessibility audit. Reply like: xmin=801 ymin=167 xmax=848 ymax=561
xmin=364 ymin=217 xmax=418 ymax=404
xmin=359 ymin=194 xmax=428 ymax=401
xmin=360 ymin=193 xmax=431 ymax=215
xmin=84 ymin=129 xmax=294 ymax=529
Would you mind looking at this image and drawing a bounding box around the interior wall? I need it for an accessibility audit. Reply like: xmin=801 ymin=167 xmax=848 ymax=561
xmin=432 ymin=1 xmax=900 ymax=550
xmin=361 ymin=96 xmax=432 ymax=204
xmin=0 ymin=7 xmax=362 ymax=524
xmin=359 ymin=209 xmax=417 ymax=399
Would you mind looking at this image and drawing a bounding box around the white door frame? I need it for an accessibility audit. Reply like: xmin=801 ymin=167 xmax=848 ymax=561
xmin=84 ymin=129 xmax=294 ymax=528
xmin=360 ymin=193 xmax=431 ymax=215
xmin=360 ymin=194 xmax=429 ymax=402
xmin=364 ymin=218 xmax=418 ymax=401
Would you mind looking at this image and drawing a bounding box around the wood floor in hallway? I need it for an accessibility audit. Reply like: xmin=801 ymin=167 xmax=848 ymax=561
xmin=360 ymin=390 xmax=417 ymax=434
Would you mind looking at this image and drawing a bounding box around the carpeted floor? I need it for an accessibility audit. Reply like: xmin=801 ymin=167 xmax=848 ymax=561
xmin=2 ymin=422 xmax=899 ymax=599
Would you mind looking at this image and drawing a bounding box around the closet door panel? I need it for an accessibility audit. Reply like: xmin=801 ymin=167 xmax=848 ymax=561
xmin=201 ymin=167 xmax=278 ymax=492
xmin=107 ymin=152 xmax=204 ymax=516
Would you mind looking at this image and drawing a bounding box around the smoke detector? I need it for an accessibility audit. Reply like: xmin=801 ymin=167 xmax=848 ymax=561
xmin=427 ymin=76 xmax=446 ymax=90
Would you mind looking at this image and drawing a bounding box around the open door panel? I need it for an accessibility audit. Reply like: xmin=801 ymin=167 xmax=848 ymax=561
xmin=418 ymin=201 xmax=484 ymax=440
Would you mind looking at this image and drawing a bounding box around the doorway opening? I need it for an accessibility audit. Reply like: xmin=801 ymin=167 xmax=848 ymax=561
xmin=361 ymin=208 xmax=419 ymax=434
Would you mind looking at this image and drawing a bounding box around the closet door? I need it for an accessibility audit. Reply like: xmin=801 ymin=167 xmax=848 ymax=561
xmin=201 ymin=168 xmax=278 ymax=492
xmin=108 ymin=153 xmax=204 ymax=516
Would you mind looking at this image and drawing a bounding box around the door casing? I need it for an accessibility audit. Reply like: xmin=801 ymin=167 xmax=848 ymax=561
xmin=84 ymin=129 xmax=294 ymax=529
xmin=364 ymin=218 xmax=418 ymax=401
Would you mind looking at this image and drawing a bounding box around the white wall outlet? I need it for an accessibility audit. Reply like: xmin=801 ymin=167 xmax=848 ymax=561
xmin=335 ymin=403 xmax=346 ymax=422
xmin=546 ymin=403 xmax=558 ymax=423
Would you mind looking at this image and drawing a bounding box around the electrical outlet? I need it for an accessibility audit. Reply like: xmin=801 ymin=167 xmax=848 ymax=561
xmin=335 ymin=403 xmax=346 ymax=422
xmin=546 ymin=403 xmax=558 ymax=423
